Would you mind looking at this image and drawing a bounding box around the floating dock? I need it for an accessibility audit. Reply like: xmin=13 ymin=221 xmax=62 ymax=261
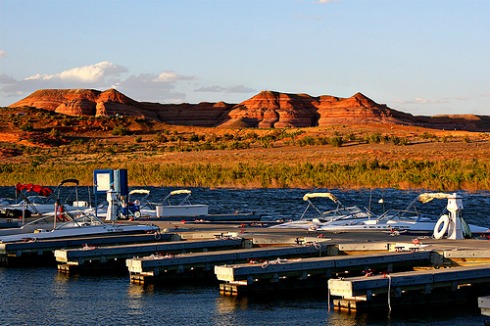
xmin=56 ymin=237 xmax=247 ymax=274
xmin=216 ymin=250 xmax=433 ymax=296
xmin=328 ymin=264 xmax=490 ymax=312
xmin=478 ymin=296 xmax=490 ymax=316
xmin=0 ymin=232 xmax=176 ymax=266
xmin=127 ymin=241 xmax=331 ymax=284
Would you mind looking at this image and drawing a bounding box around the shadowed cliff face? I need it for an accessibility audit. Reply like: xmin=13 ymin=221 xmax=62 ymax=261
xmin=8 ymin=88 xmax=490 ymax=131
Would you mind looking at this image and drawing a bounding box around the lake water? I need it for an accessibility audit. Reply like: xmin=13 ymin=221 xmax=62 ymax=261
xmin=1 ymin=186 xmax=489 ymax=325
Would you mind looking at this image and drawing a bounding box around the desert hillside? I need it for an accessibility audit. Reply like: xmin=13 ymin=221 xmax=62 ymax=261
xmin=2 ymin=88 xmax=490 ymax=190
xmin=8 ymin=88 xmax=490 ymax=131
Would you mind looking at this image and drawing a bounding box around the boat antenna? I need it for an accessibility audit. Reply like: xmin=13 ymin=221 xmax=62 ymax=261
xmin=87 ymin=186 xmax=92 ymax=208
xmin=368 ymin=190 xmax=372 ymax=219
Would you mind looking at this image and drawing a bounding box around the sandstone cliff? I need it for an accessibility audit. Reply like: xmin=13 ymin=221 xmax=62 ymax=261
xmin=8 ymin=88 xmax=490 ymax=131
xmin=219 ymin=91 xmax=417 ymax=128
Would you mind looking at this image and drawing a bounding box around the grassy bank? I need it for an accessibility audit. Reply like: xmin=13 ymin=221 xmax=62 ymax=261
xmin=1 ymin=158 xmax=489 ymax=191
xmin=2 ymin=108 xmax=490 ymax=191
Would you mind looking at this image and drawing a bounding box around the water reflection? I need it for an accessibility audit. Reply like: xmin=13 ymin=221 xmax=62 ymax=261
xmin=326 ymin=312 xmax=361 ymax=326
xmin=215 ymin=295 xmax=250 ymax=313
xmin=127 ymin=283 xmax=147 ymax=313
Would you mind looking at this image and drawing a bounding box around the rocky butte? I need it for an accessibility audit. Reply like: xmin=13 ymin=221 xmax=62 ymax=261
xmin=8 ymin=88 xmax=490 ymax=131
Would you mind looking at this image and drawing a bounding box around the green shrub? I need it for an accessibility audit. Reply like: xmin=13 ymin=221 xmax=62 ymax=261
xmin=112 ymin=125 xmax=129 ymax=136
xmin=329 ymin=136 xmax=344 ymax=147
xmin=20 ymin=122 xmax=33 ymax=131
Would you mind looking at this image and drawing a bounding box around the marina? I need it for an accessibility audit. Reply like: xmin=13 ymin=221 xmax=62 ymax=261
xmin=4 ymin=217 xmax=490 ymax=317
xmin=1 ymin=185 xmax=490 ymax=324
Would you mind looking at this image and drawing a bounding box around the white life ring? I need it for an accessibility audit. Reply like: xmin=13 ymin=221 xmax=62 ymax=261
xmin=433 ymin=214 xmax=450 ymax=239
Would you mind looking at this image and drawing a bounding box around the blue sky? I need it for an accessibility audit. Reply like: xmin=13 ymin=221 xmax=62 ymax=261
xmin=1 ymin=0 xmax=489 ymax=116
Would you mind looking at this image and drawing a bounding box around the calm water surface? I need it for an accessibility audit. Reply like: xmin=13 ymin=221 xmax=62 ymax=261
xmin=1 ymin=187 xmax=489 ymax=325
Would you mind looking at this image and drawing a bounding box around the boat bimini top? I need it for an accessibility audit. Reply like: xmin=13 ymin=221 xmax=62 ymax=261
xmin=129 ymin=190 xmax=150 ymax=196
xmin=128 ymin=189 xmax=151 ymax=209
xmin=300 ymin=192 xmax=354 ymax=221
xmin=160 ymin=190 xmax=193 ymax=206
xmin=302 ymin=192 xmax=340 ymax=204
xmin=417 ymin=193 xmax=451 ymax=204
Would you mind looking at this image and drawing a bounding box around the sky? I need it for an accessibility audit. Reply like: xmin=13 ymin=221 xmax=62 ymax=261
xmin=0 ymin=0 xmax=489 ymax=116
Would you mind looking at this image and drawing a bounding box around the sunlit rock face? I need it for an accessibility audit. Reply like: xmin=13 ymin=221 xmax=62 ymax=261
xmin=10 ymin=88 xmax=489 ymax=131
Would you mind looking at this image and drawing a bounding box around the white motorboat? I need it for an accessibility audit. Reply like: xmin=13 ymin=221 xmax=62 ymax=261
xmin=92 ymin=189 xmax=207 ymax=219
xmin=95 ymin=189 xmax=262 ymax=222
xmin=1 ymin=179 xmax=89 ymax=217
xmin=270 ymin=192 xmax=373 ymax=230
xmin=0 ymin=207 xmax=159 ymax=243
xmin=315 ymin=193 xmax=490 ymax=237
xmin=139 ymin=189 xmax=209 ymax=218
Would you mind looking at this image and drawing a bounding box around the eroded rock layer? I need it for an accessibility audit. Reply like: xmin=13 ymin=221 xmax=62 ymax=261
xmin=8 ymin=88 xmax=490 ymax=131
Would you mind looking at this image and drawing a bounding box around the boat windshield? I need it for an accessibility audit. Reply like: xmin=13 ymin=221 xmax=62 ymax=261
xmin=377 ymin=208 xmax=445 ymax=222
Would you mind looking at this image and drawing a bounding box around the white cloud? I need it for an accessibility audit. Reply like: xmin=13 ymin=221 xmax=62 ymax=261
xmin=154 ymin=71 xmax=178 ymax=82
xmin=395 ymin=97 xmax=450 ymax=105
xmin=59 ymin=61 xmax=125 ymax=82
xmin=153 ymin=71 xmax=194 ymax=83
xmin=25 ymin=73 xmax=55 ymax=81
xmin=317 ymin=0 xmax=338 ymax=3
xmin=116 ymin=73 xmax=189 ymax=103
xmin=0 ymin=61 xmax=251 ymax=106
xmin=0 ymin=50 xmax=6 ymax=58
xmin=0 ymin=61 xmax=130 ymax=104
xmin=25 ymin=61 xmax=126 ymax=83
xmin=195 ymin=84 xmax=256 ymax=94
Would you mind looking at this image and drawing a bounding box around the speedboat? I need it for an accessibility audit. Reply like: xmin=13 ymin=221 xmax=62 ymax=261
xmin=270 ymin=192 xmax=373 ymax=230
xmin=139 ymin=189 xmax=209 ymax=218
xmin=0 ymin=208 xmax=159 ymax=243
xmin=315 ymin=193 xmax=490 ymax=236
xmin=94 ymin=189 xmax=262 ymax=222
xmin=1 ymin=179 xmax=89 ymax=217
xmin=91 ymin=189 xmax=208 ymax=220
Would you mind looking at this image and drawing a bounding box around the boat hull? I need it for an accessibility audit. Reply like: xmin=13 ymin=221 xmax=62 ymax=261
xmin=0 ymin=223 xmax=159 ymax=243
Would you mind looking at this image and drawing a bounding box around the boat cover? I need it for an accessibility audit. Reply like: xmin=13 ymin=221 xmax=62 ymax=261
xmin=303 ymin=193 xmax=339 ymax=203
xmin=129 ymin=189 xmax=150 ymax=195
xmin=15 ymin=183 xmax=53 ymax=197
xmin=417 ymin=193 xmax=450 ymax=204
xmin=170 ymin=190 xmax=192 ymax=196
